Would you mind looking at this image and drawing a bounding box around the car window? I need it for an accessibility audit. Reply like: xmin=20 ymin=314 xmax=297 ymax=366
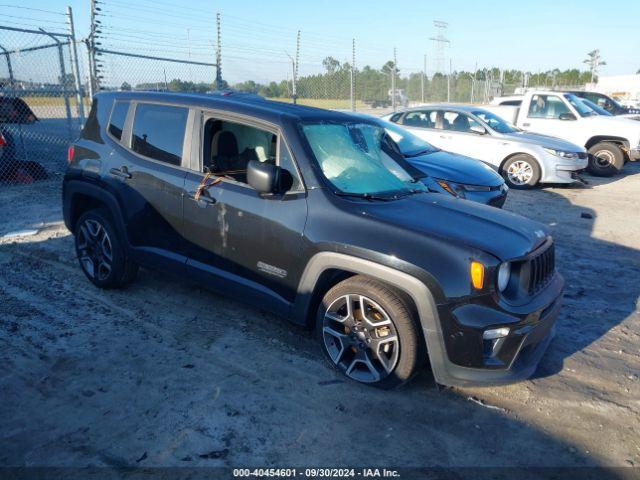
xmin=442 ymin=111 xmax=484 ymax=133
xmin=500 ymin=100 xmax=522 ymax=106
xmin=389 ymin=113 xmax=403 ymax=123
xmin=202 ymin=117 xmax=302 ymax=191
xmin=402 ymin=111 xmax=436 ymax=128
xmin=131 ymin=103 xmax=188 ymax=166
xmin=527 ymin=95 xmax=570 ymax=119
xmin=108 ymin=101 xmax=130 ymax=141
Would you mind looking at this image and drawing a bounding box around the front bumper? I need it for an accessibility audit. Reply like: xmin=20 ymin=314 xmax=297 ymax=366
xmin=629 ymin=147 xmax=640 ymax=161
xmin=541 ymin=156 xmax=589 ymax=184
xmin=427 ymin=273 xmax=564 ymax=387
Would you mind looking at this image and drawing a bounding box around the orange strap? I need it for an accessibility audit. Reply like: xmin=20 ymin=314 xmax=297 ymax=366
xmin=194 ymin=172 xmax=223 ymax=201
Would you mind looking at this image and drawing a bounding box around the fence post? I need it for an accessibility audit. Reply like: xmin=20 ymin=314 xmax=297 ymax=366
xmin=0 ymin=45 xmax=15 ymax=87
xmin=67 ymin=6 xmax=85 ymax=126
xmin=350 ymin=38 xmax=355 ymax=112
xmin=421 ymin=54 xmax=426 ymax=103
xmin=84 ymin=40 xmax=94 ymax=98
xmin=391 ymin=47 xmax=397 ymax=111
xmin=40 ymin=29 xmax=73 ymax=140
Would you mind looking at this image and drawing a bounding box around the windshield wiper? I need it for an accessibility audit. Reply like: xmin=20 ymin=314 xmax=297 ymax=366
xmin=403 ymin=148 xmax=437 ymax=158
xmin=334 ymin=191 xmax=396 ymax=201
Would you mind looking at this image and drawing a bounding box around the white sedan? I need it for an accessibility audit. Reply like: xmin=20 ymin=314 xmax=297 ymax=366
xmin=382 ymin=104 xmax=588 ymax=189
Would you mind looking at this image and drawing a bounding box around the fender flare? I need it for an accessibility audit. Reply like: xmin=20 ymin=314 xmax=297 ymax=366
xmin=293 ymin=251 xmax=452 ymax=384
xmin=63 ymin=179 xmax=130 ymax=247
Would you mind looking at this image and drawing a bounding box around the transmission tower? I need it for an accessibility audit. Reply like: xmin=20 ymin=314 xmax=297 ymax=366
xmin=429 ymin=20 xmax=450 ymax=75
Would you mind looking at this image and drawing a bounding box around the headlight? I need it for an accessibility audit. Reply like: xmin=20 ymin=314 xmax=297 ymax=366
xmin=435 ymin=179 xmax=491 ymax=198
xmin=543 ymin=147 xmax=579 ymax=159
xmin=497 ymin=262 xmax=511 ymax=292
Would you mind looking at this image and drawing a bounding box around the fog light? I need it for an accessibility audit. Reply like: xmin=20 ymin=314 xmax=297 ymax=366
xmin=483 ymin=327 xmax=509 ymax=340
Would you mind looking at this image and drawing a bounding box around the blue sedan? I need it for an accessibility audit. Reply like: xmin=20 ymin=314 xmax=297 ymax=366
xmin=365 ymin=115 xmax=509 ymax=208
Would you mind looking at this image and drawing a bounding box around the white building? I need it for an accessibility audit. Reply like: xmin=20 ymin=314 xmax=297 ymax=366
xmin=586 ymin=74 xmax=640 ymax=101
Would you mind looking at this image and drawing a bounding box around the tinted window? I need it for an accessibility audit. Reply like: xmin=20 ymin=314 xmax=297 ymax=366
xmin=500 ymin=100 xmax=522 ymax=106
xmin=108 ymin=101 xmax=129 ymax=141
xmin=132 ymin=103 xmax=188 ymax=165
xmin=402 ymin=111 xmax=436 ymax=128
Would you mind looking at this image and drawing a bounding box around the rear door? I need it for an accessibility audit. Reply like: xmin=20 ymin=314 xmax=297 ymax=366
xmin=181 ymin=111 xmax=308 ymax=314
xmin=107 ymin=100 xmax=193 ymax=270
xmin=399 ymin=110 xmax=445 ymax=147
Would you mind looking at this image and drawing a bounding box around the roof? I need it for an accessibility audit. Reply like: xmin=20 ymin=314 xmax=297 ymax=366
xmin=392 ymin=103 xmax=493 ymax=114
xmin=96 ymin=90 xmax=360 ymax=124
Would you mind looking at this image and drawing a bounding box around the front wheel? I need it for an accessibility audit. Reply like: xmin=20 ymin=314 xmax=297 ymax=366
xmin=316 ymin=276 xmax=424 ymax=389
xmin=587 ymin=142 xmax=624 ymax=177
xmin=501 ymin=154 xmax=541 ymax=189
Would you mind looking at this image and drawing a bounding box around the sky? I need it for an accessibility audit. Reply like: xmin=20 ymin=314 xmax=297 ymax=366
xmin=3 ymin=0 xmax=639 ymax=86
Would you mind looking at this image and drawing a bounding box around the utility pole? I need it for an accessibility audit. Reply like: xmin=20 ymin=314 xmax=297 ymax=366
xmin=215 ymin=12 xmax=222 ymax=89
xmin=66 ymin=6 xmax=85 ymax=125
xmin=350 ymin=38 xmax=356 ymax=112
xmin=421 ymin=54 xmax=426 ymax=103
xmin=88 ymin=0 xmax=97 ymax=96
xmin=293 ymin=30 xmax=300 ymax=104
xmin=429 ymin=20 xmax=450 ymax=75
xmin=391 ymin=47 xmax=397 ymax=111
xmin=447 ymin=58 xmax=451 ymax=102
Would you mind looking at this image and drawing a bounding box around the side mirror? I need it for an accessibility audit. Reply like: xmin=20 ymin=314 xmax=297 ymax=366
xmin=559 ymin=112 xmax=577 ymax=121
xmin=470 ymin=125 xmax=487 ymax=135
xmin=247 ymin=160 xmax=280 ymax=194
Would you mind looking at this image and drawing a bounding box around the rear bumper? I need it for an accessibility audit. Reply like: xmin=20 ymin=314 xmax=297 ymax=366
xmin=428 ymin=273 xmax=564 ymax=387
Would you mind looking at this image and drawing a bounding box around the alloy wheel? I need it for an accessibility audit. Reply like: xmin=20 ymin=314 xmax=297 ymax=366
xmin=322 ymin=294 xmax=400 ymax=383
xmin=506 ymin=160 xmax=534 ymax=186
xmin=76 ymin=219 xmax=113 ymax=281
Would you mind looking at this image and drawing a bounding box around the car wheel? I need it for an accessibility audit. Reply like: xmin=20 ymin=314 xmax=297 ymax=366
xmin=316 ymin=275 xmax=423 ymax=389
xmin=587 ymin=142 xmax=624 ymax=177
xmin=502 ymin=154 xmax=541 ymax=189
xmin=74 ymin=209 xmax=138 ymax=289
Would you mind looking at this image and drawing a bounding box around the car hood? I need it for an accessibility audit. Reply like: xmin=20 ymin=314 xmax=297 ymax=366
xmin=361 ymin=193 xmax=548 ymax=260
xmin=407 ymin=151 xmax=504 ymax=187
xmin=503 ymin=131 xmax=585 ymax=151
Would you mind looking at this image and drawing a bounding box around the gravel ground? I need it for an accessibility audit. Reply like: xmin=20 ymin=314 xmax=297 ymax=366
xmin=0 ymin=166 xmax=639 ymax=476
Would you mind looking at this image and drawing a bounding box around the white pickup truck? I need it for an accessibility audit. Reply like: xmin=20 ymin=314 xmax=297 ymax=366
xmin=485 ymin=90 xmax=640 ymax=176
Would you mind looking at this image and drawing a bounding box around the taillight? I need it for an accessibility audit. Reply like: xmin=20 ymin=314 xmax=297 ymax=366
xmin=67 ymin=145 xmax=75 ymax=163
xmin=0 ymin=133 xmax=5 ymax=146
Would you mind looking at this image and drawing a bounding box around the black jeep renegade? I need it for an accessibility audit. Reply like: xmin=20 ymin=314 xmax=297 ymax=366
xmin=63 ymin=92 xmax=564 ymax=388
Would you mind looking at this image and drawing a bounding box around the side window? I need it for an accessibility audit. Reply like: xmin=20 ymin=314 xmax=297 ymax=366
xmin=442 ymin=112 xmax=484 ymax=133
xmin=278 ymin=141 xmax=303 ymax=191
xmin=402 ymin=111 xmax=435 ymax=128
xmin=131 ymin=103 xmax=188 ymax=166
xmin=389 ymin=113 xmax=403 ymax=123
xmin=500 ymin=100 xmax=522 ymax=106
xmin=108 ymin=100 xmax=130 ymax=141
xmin=202 ymin=118 xmax=302 ymax=191
xmin=527 ymin=95 xmax=570 ymax=119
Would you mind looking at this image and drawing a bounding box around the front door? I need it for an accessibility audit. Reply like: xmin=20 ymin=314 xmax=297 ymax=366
xmin=181 ymin=112 xmax=308 ymax=314
xmin=520 ymin=94 xmax=583 ymax=145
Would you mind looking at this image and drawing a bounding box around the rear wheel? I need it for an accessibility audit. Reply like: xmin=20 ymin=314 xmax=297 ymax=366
xmin=501 ymin=154 xmax=541 ymax=189
xmin=587 ymin=142 xmax=624 ymax=177
xmin=74 ymin=209 xmax=138 ymax=289
xmin=316 ymin=276 xmax=423 ymax=389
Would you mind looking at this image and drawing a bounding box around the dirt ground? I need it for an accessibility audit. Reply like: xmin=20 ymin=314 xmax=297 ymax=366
xmin=0 ymin=165 xmax=639 ymax=476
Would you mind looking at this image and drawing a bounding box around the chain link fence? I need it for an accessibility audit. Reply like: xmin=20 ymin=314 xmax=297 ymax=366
xmin=1 ymin=25 xmax=85 ymax=183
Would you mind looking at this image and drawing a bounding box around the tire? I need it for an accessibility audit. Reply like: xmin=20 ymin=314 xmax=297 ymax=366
xmin=501 ymin=154 xmax=541 ymax=189
xmin=316 ymin=275 xmax=424 ymax=389
xmin=74 ymin=208 xmax=138 ymax=289
xmin=587 ymin=142 xmax=624 ymax=177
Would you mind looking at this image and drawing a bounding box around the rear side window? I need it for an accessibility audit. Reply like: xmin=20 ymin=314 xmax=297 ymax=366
xmin=108 ymin=101 xmax=130 ymax=141
xmin=131 ymin=103 xmax=188 ymax=166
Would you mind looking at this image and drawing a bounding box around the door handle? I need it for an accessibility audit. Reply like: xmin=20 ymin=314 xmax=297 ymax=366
xmin=109 ymin=166 xmax=132 ymax=179
xmin=188 ymin=191 xmax=217 ymax=205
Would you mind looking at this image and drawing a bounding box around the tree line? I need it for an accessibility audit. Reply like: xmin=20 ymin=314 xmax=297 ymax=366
xmin=128 ymin=57 xmax=597 ymax=102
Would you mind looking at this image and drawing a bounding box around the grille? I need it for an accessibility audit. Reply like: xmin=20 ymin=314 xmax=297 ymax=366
xmin=527 ymin=242 xmax=555 ymax=294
